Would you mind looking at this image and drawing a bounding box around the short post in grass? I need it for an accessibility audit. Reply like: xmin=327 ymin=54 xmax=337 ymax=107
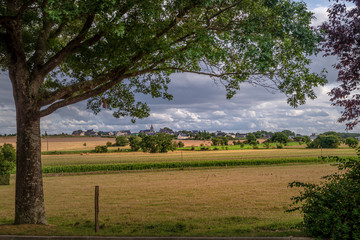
xmin=95 ymin=185 xmax=99 ymax=232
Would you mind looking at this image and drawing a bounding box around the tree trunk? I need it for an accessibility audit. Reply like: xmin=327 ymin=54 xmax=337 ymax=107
xmin=14 ymin=103 xmax=47 ymax=224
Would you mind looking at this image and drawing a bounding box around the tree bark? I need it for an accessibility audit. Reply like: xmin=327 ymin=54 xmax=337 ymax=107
xmin=14 ymin=100 xmax=47 ymax=225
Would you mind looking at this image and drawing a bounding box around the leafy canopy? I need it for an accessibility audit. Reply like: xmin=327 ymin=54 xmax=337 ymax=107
xmin=1 ymin=0 xmax=326 ymax=121
xmin=322 ymin=0 xmax=360 ymax=129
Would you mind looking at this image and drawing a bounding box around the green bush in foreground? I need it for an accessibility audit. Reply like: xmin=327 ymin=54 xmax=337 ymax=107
xmin=288 ymin=157 xmax=360 ymax=239
xmin=0 ymin=144 xmax=16 ymax=185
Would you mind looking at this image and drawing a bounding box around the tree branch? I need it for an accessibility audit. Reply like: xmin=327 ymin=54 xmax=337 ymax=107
xmin=31 ymin=0 xmax=52 ymax=79
xmin=39 ymin=14 xmax=96 ymax=78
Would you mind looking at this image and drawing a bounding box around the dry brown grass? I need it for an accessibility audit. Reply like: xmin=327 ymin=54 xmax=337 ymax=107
xmin=0 ymin=136 xmax=115 ymax=151
xmin=0 ymin=164 xmax=338 ymax=236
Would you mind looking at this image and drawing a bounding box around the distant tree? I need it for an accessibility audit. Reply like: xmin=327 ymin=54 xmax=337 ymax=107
xmin=194 ymin=130 xmax=212 ymax=140
xmin=129 ymin=136 xmax=142 ymax=152
xmin=115 ymin=136 xmax=128 ymax=146
xmin=246 ymin=133 xmax=257 ymax=144
xmin=307 ymin=135 xmax=340 ymax=149
xmin=293 ymin=136 xmax=303 ymax=143
xmin=345 ymin=137 xmax=359 ymax=149
xmin=322 ymin=131 xmax=338 ymax=137
xmin=254 ymin=131 xmax=263 ymax=139
xmin=302 ymin=136 xmax=312 ymax=144
xmin=281 ymin=130 xmax=295 ymax=137
xmin=141 ymin=133 xmax=174 ymax=153
xmin=271 ymin=132 xmax=289 ymax=144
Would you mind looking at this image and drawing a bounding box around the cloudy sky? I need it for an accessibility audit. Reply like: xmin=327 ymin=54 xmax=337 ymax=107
xmin=0 ymin=0 xmax=356 ymax=135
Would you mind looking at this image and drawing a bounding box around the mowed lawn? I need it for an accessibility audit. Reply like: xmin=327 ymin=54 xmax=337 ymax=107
xmin=41 ymin=148 xmax=356 ymax=166
xmin=0 ymin=164 xmax=338 ymax=237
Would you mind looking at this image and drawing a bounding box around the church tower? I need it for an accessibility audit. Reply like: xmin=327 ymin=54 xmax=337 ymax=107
xmin=150 ymin=124 xmax=154 ymax=133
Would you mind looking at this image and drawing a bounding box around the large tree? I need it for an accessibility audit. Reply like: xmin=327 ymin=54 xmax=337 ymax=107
xmin=1 ymin=0 xmax=325 ymax=224
xmin=322 ymin=0 xmax=360 ymax=130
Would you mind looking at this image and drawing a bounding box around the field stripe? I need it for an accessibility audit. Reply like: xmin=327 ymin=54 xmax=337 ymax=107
xmin=38 ymin=156 xmax=356 ymax=174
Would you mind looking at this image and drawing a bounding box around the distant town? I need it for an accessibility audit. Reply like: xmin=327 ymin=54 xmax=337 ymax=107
xmin=69 ymin=126 xmax=324 ymax=141
xmin=2 ymin=126 xmax=360 ymax=141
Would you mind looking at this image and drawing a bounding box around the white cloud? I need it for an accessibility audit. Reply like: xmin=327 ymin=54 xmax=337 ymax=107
xmin=311 ymin=7 xmax=328 ymax=26
xmin=213 ymin=111 xmax=226 ymax=116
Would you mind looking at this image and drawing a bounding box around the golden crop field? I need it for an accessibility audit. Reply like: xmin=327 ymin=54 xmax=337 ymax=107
xmin=0 ymin=163 xmax=338 ymax=236
xmin=41 ymin=148 xmax=356 ymax=167
xmin=0 ymin=136 xmax=116 ymax=151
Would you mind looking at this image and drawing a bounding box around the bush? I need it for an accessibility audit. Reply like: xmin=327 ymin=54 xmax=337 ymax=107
xmin=190 ymin=146 xmax=195 ymax=151
xmin=0 ymin=144 xmax=16 ymax=176
xmin=276 ymin=144 xmax=283 ymax=149
xmin=115 ymin=136 xmax=128 ymax=146
xmin=177 ymin=141 xmax=185 ymax=148
xmin=106 ymin=141 xmax=113 ymax=147
xmin=288 ymin=158 xmax=360 ymax=239
xmin=95 ymin=145 xmax=108 ymax=153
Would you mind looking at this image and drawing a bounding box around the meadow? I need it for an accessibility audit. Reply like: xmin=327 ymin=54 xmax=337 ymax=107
xmin=0 ymin=136 xmax=356 ymax=236
xmin=0 ymin=164 xmax=339 ymax=237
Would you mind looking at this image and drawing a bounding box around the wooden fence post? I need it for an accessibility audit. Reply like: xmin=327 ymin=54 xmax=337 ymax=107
xmin=95 ymin=185 xmax=99 ymax=232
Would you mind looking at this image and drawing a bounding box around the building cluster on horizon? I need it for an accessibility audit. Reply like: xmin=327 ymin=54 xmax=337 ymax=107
xmin=71 ymin=125 xmax=263 ymax=140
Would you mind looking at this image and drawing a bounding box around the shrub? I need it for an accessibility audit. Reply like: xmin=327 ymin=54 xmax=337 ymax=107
xmin=190 ymin=146 xmax=195 ymax=151
xmin=95 ymin=145 xmax=108 ymax=153
xmin=253 ymin=145 xmax=259 ymax=149
xmin=276 ymin=144 xmax=283 ymax=149
xmin=115 ymin=136 xmax=128 ymax=146
xmin=177 ymin=141 xmax=185 ymax=148
xmin=263 ymin=141 xmax=270 ymax=149
xmin=0 ymin=144 xmax=16 ymax=184
xmin=106 ymin=141 xmax=113 ymax=147
xmin=288 ymin=157 xmax=360 ymax=239
xmin=83 ymin=142 xmax=87 ymax=146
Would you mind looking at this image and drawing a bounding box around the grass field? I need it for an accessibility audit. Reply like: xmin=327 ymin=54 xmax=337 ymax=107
xmin=0 ymin=163 xmax=338 ymax=236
